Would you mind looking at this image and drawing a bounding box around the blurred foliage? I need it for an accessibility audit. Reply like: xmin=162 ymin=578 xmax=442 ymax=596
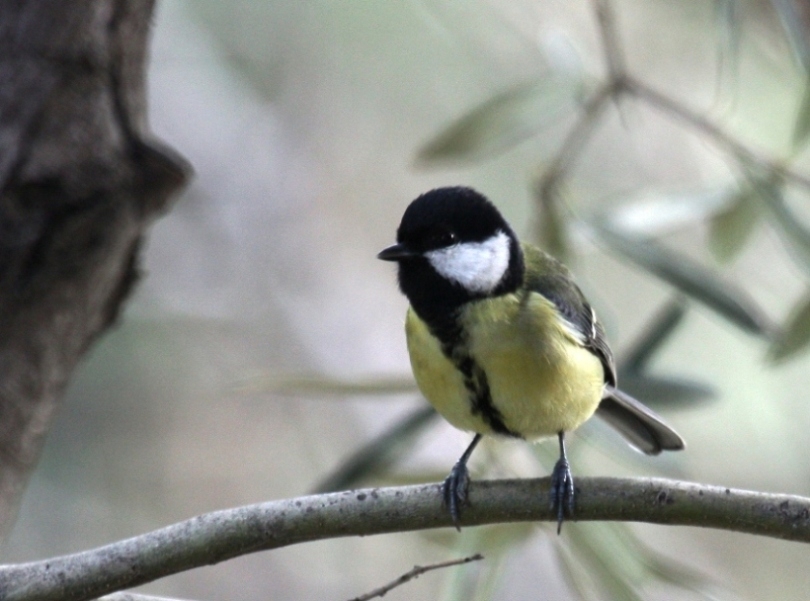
xmin=558 ymin=523 xmax=721 ymax=601
xmin=768 ymin=289 xmax=810 ymax=362
xmin=263 ymin=0 xmax=810 ymax=598
xmin=416 ymin=1 xmax=810 ymax=367
xmin=235 ymin=373 xmax=417 ymax=397
xmin=416 ymin=76 xmax=587 ymax=165
xmin=792 ymin=76 xmax=810 ymax=149
xmin=533 ymin=180 xmax=571 ymax=262
xmin=708 ymin=185 xmax=761 ymax=263
xmin=591 ymin=223 xmax=772 ymax=336
xmin=437 ymin=524 xmax=533 ymax=601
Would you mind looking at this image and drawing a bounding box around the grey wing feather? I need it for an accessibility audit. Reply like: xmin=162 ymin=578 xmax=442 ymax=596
xmin=521 ymin=245 xmax=616 ymax=386
xmin=598 ymin=386 xmax=685 ymax=455
xmin=587 ymin=310 xmax=617 ymax=387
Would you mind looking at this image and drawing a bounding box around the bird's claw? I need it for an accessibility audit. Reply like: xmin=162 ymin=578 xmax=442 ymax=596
xmin=443 ymin=460 xmax=470 ymax=531
xmin=550 ymin=456 xmax=575 ymax=534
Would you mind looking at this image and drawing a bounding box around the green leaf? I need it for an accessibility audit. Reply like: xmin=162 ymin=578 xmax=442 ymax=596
xmin=752 ymin=176 xmax=810 ymax=275
xmin=554 ymin=542 xmax=601 ymax=601
xmin=620 ymin=297 xmax=687 ymax=373
xmin=602 ymin=187 xmax=729 ymax=237
xmin=793 ymin=75 xmax=810 ymax=149
xmin=564 ymin=524 xmax=648 ymax=601
xmin=614 ymin=298 xmax=716 ymax=409
xmin=234 ymin=373 xmax=417 ymax=396
xmin=591 ymin=225 xmax=772 ymax=337
xmin=610 ymin=522 xmax=724 ymax=599
xmin=313 ymin=407 xmax=436 ymax=493
xmin=713 ymin=0 xmax=742 ymax=98
xmin=768 ymin=289 xmax=810 ymax=363
xmin=564 ymin=523 xmax=722 ymax=601
xmin=708 ymin=186 xmax=760 ymax=263
xmin=416 ymin=75 xmax=584 ymax=164
xmin=772 ymin=0 xmax=810 ymax=71
xmin=533 ymin=183 xmax=570 ymax=261
xmin=618 ymin=374 xmax=715 ymax=408
xmin=440 ymin=525 xmax=529 ymax=601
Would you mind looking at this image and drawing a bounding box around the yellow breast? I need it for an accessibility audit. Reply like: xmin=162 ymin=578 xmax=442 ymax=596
xmin=405 ymin=292 xmax=604 ymax=440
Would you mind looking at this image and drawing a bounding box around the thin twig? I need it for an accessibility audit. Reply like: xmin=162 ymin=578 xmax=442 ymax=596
xmin=98 ymin=595 xmax=191 ymax=601
xmin=536 ymin=82 xmax=614 ymax=200
xmin=624 ymin=76 xmax=810 ymax=190
xmin=2 ymin=477 xmax=809 ymax=601
xmin=590 ymin=0 xmax=627 ymax=80
xmin=533 ymin=82 xmax=614 ymax=250
xmin=345 ymin=554 xmax=484 ymax=601
xmin=544 ymin=6 xmax=810 ymax=197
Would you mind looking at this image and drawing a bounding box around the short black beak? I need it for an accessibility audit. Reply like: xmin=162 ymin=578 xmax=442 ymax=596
xmin=377 ymin=243 xmax=418 ymax=261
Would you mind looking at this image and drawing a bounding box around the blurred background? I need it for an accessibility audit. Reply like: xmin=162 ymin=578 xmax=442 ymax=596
xmin=4 ymin=0 xmax=810 ymax=599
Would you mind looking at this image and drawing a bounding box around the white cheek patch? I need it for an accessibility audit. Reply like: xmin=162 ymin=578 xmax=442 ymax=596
xmin=426 ymin=231 xmax=511 ymax=293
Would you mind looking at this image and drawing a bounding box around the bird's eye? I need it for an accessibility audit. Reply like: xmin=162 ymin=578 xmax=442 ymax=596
xmin=431 ymin=231 xmax=457 ymax=248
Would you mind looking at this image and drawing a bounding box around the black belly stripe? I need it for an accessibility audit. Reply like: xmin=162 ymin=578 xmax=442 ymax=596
xmin=428 ymin=316 xmax=518 ymax=437
xmin=453 ymin=354 xmax=517 ymax=437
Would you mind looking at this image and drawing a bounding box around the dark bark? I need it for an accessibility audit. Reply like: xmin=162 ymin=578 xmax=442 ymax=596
xmin=0 ymin=0 xmax=189 ymax=537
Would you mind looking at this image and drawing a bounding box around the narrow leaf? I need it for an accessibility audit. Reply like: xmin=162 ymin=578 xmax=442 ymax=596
xmin=620 ymin=297 xmax=687 ymax=373
xmin=708 ymin=186 xmax=760 ymax=263
xmin=533 ymin=182 xmax=570 ymax=260
xmin=567 ymin=522 xmax=722 ymax=600
xmin=565 ymin=525 xmax=648 ymax=601
xmin=618 ymin=374 xmax=715 ymax=408
xmin=752 ymin=176 xmax=810 ymax=275
xmin=793 ymin=75 xmax=810 ymax=149
xmin=591 ymin=225 xmax=772 ymax=337
xmin=314 ymin=407 xmax=437 ymax=493
xmin=772 ymin=0 xmax=810 ymax=70
xmin=441 ymin=526 xmax=525 ymax=601
xmin=610 ymin=522 xmax=725 ymax=599
xmin=713 ymin=0 xmax=742 ymax=90
xmin=603 ymin=187 xmax=729 ymax=237
xmin=416 ymin=75 xmax=583 ymax=164
xmin=768 ymin=289 xmax=810 ymax=363
xmin=234 ymin=373 xmax=417 ymax=396
xmin=554 ymin=542 xmax=600 ymax=601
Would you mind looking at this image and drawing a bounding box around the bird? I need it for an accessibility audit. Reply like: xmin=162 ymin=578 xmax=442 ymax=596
xmin=377 ymin=186 xmax=684 ymax=532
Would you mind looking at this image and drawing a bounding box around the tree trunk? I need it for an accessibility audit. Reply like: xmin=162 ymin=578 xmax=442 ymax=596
xmin=0 ymin=0 xmax=188 ymax=538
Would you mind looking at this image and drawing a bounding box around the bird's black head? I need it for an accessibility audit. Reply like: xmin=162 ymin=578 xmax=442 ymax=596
xmin=378 ymin=187 xmax=524 ymax=330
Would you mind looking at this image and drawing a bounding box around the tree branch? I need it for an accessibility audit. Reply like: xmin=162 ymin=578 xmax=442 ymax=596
xmin=623 ymin=76 xmax=810 ymax=189
xmin=1 ymin=477 xmax=808 ymax=601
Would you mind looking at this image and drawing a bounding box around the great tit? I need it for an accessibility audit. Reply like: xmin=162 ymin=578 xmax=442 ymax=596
xmin=378 ymin=186 xmax=684 ymax=532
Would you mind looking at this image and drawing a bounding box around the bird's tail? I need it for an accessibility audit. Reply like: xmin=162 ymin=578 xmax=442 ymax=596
xmin=597 ymin=386 xmax=685 ymax=455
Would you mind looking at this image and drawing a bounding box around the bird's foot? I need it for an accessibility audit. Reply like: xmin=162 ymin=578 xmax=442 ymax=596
xmin=442 ymin=460 xmax=471 ymax=531
xmin=550 ymin=456 xmax=575 ymax=534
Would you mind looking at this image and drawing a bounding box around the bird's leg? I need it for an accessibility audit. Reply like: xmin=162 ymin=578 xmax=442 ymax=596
xmin=443 ymin=433 xmax=482 ymax=531
xmin=550 ymin=431 xmax=575 ymax=534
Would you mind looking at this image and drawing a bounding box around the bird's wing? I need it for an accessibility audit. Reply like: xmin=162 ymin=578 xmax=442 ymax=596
xmin=521 ymin=244 xmax=617 ymax=387
xmin=521 ymin=245 xmax=684 ymax=455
